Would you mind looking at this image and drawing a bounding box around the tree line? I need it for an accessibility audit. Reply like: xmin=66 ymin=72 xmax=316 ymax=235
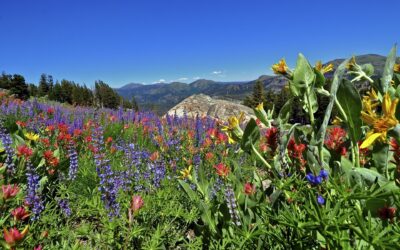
xmin=0 ymin=72 xmax=138 ymax=110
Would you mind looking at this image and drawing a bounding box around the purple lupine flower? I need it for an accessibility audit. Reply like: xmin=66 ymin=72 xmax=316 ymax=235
xmin=0 ymin=124 xmax=15 ymax=173
xmin=317 ymin=195 xmax=325 ymax=205
xmin=195 ymin=115 xmax=203 ymax=147
xmin=319 ymin=169 xmax=329 ymax=179
xmin=68 ymin=142 xmax=78 ymax=180
xmin=306 ymin=173 xmax=323 ymax=186
xmin=210 ymin=177 xmax=224 ymax=200
xmin=58 ymin=199 xmax=72 ymax=216
xmin=224 ymin=184 xmax=241 ymax=226
xmin=92 ymin=125 xmax=120 ymax=218
xmin=25 ymin=161 xmax=44 ymax=220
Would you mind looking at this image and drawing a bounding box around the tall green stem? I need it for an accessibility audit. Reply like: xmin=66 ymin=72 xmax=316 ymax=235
xmin=305 ymin=89 xmax=315 ymax=127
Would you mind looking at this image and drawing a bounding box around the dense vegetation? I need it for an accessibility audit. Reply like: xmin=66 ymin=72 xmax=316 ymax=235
xmin=0 ymin=47 xmax=400 ymax=249
xmin=0 ymin=73 xmax=138 ymax=110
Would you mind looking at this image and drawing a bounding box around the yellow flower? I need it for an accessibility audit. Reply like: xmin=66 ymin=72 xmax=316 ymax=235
xmin=255 ymin=103 xmax=264 ymax=112
xmin=362 ymin=89 xmax=379 ymax=114
xmin=221 ymin=112 xmax=245 ymax=143
xmin=332 ymin=116 xmax=343 ymax=126
xmin=180 ymin=165 xmax=192 ymax=180
xmin=360 ymin=92 xmax=399 ymax=148
xmin=272 ymin=59 xmax=289 ymax=75
xmin=394 ymin=63 xmax=400 ymax=73
xmin=24 ymin=132 xmax=39 ymax=142
xmin=222 ymin=112 xmax=245 ymax=131
xmin=346 ymin=56 xmax=357 ymax=71
xmin=315 ymin=61 xmax=334 ymax=74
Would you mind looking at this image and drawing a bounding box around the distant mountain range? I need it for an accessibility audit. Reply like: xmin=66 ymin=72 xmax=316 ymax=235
xmin=115 ymin=54 xmax=393 ymax=114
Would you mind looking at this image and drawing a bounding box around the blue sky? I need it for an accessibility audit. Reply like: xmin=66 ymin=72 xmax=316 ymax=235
xmin=0 ymin=0 xmax=399 ymax=87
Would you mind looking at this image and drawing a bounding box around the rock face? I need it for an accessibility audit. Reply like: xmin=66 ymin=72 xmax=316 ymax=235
xmin=166 ymin=94 xmax=255 ymax=122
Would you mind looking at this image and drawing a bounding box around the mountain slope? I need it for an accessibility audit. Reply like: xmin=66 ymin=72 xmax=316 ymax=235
xmin=116 ymin=54 xmax=392 ymax=115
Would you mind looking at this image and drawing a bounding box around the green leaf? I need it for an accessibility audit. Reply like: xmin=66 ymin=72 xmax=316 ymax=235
xmin=278 ymin=98 xmax=293 ymax=125
xmin=371 ymin=142 xmax=390 ymax=175
xmin=178 ymin=180 xmax=199 ymax=202
xmin=337 ymin=79 xmax=363 ymax=142
xmin=380 ymin=45 xmax=397 ymax=94
xmin=313 ymin=68 xmax=326 ymax=88
xmin=351 ymin=168 xmax=387 ymax=185
xmin=292 ymin=53 xmax=316 ymax=90
xmin=241 ymin=118 xmax=260 ymax=153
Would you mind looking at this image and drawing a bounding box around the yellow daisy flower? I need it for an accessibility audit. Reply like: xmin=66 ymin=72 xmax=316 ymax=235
xmin=315 ymin=61 xmax=334 ymax=74
xmin=24 ymin=132 xmax=40 ymax=142
xmin=272 ymin=59 xmax=289 ymax=75
xmin=180 ymin=165 xmax=192 ymax=180
xmin=360 ymin=92 xmax=399 ymax=148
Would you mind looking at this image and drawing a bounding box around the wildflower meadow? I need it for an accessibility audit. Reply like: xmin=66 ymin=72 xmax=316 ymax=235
xmin=1 ymin=46 xmax=400 ymax=249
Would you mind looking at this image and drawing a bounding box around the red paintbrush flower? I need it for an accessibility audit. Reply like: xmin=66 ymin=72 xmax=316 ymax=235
xmin=73 ymin=129 xmax=82 ymax=137
xmin=16 ymin=145 xmax=33 ymax=159
xmin=2 ymin=184 xmax=20 ymax=200
xmin=325 ymin=127 xmax=347 ymax=156
xmin=244 ymin=182 xmax=256 ymax=195
xmin=287 ymin=139 xmax=306 ymax=170
xmin=378 ymin=206 xmax=396 ymax=222
xmin=47 ymin=107 xmax=55 ymax=115
xmin=16 ymin=121 xmax=26 ymax=128
xmin=11 ymin=207 xmax=30 ymax=221
xmin=214 ymin=163 xmax=230 ymax=178
xmin=265 ymin=126 xmax=279 ymax=153
xmin=205 ymin=152 xmax=214 ymax=161
xmin=3 ymin=226 xmax=29 ymax=247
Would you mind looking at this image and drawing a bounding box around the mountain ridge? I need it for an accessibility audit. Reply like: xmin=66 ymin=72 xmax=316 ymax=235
xmin=115 ymin=54 xmax=395 ymax=114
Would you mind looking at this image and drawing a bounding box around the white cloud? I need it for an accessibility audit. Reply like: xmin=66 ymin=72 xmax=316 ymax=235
xmin=177 ymin=77 xmax=188 ymax=81
xmin=193 ymin=76 xmax=201 ymax=80
xmin=153 ymin=79 xmax=166 ymax=84
xmin=212 ymin=70 xmax=223 ymax=75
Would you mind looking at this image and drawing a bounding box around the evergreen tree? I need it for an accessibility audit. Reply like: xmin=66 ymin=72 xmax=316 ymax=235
xmin=60 ymin=80 xmax=73 ymax=104
xmin=243 ymin=80 xmax=266 ymax=108
xmin=50 ymin=82 xmax=62 ymax=102
xmin=0 ymin=73 xmax=12 ymax=89
xmin=28 ymin=84 xmax=38 ymax=97
xmin=9 ymin=74 xmax=29 ymax=100
xmin=81 ymin=85 xmax=94 ymax=106
xmin=38 ymin=73 xmax=49 ymax=97
xmin=95 ymin=80 xmax=119 ymax=109
xmin=48 ymin=75 xmax=54 ymax=94
xmin=131 ymin=96 xmax=139 ymax=111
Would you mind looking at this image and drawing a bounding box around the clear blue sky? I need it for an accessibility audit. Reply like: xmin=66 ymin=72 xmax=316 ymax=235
xmin=0 ymin=0 xmax=399 ymax=87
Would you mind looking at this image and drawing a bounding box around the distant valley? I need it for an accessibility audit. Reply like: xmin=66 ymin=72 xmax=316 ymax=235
xmin=115 ymin=54 xmax=390 ymax=115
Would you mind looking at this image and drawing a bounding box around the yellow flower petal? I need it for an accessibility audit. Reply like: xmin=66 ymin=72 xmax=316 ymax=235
xmin=360 ymin=132 xmax=382 ymax=149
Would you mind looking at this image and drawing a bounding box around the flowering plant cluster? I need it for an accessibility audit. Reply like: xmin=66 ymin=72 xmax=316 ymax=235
xmin=0 ymin=46 xmax=399 ymax=248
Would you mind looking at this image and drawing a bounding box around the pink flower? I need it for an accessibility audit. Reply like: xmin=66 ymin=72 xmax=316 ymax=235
xmin=131 ymin=195 xmax=144 ymax=213
xmin=2 ymin=184 xmax=20 ymax=200
xmin=244 ymin=182 xmax=256 ymax=195
xmin=11 ymin=207 xmax=30 ymax=221
xmin=3 ymin=226 xmax=29 ymax=247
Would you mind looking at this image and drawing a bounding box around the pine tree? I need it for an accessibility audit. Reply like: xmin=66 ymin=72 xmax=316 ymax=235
xmin=9 ymin=74 xmax=29 ymax=100
xmin=28 ymin=84 xmax=38 ymax=97
xmin=243 ymin=80 xmax=266 ymax=108
xmin=38 ymin=74 xmax=49 ymax=97
xmin=131 ymin=96 xmax=139 ymax=111
xmin=0 ymin=73 xmax=12 ymax=89
xmin=94 ymin=80 xmax=120 ymax=109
